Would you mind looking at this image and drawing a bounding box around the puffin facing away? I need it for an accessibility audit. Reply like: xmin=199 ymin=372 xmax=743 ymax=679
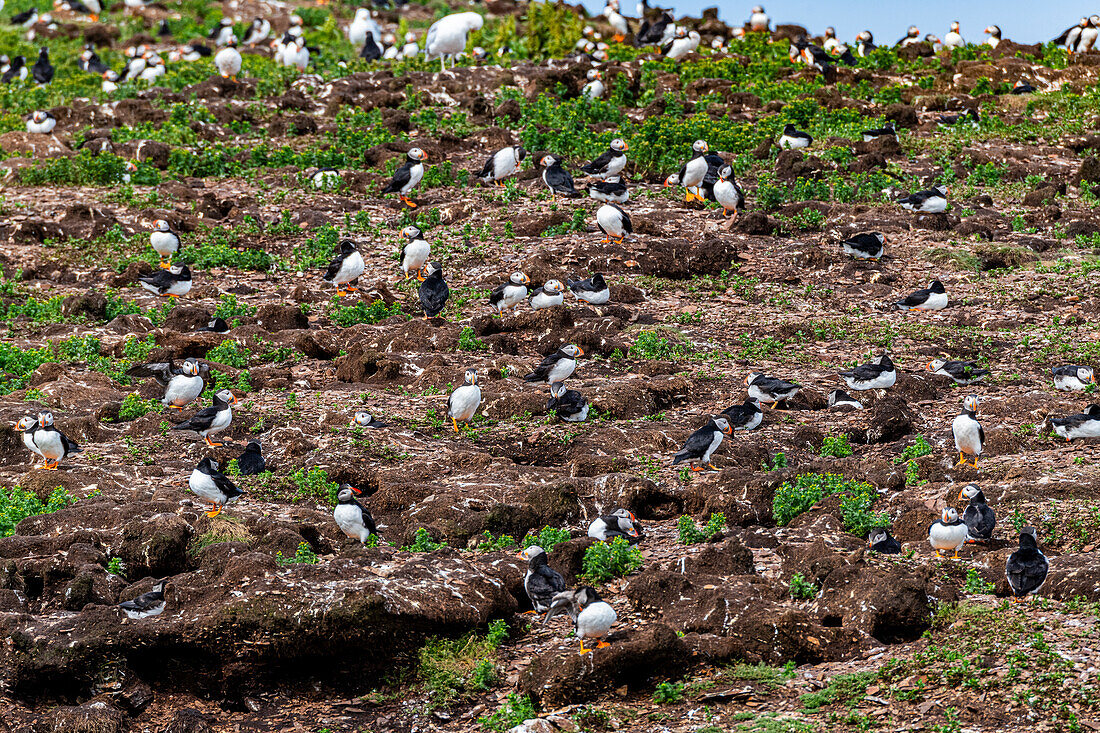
xmin=518 ymin=545 xmax=568 ymax=612
xmin=779 ymin=124 xmax=812 ymax=150
xmin=334 ymin=485 xmax=379 ymax=543
xmin=524 ymin=345 xmax=583 ymax=389
xmin=188 ymin=457 xmax=244 ymax=517
xmin=720 ymin=398 xmax=763 ymax=430
xmin=671 ymin=416 xmax=732 ymax=471
xmin=952 ymin=395 xmax=984 ymax=467
xmin=447 ymin=368 xmax=482 ymax=432
xmin=416 ymin=261 xmax=450 ymax=319
xmin=928 ymin=507 xmax=968 ymax=558
xmin=566 ymin=273 xmax=610 ymax=305
xmin=588 ymin=508 xmax=640 ymax=542
xmin=1006 ymin=527 xmax=1049 ymax=601
xmin=381 ymin=148 xmax=428 ymax=208
xmin=595 ymin=203 xmax=632 ymax=243
xmin=928 ymin=359 xmax=989 ymax=385
xmin=235 ymin=440 xmax=266 ymax=476
xmin=548 ymin=382 xmax=589 ymax=422
xmin=894 ymin=280 xmax=947 ymax=311
xmin=322 ymin=240 xmax=365 ymax=297
xmin=544 ymin=586 xmax=617 ymax=654
xmin=841 ymin=232 xmax=884 ymax=261
xmin=476 ymin=145 xmax=525 ymax=186
xmin=958 ymin=483 xmax=995 ymax=541
xmin=839 ymin=354 xmax=896 ymax=391
xmin=119 ymin=579 xmax=168 ymax=619
xmin=868 ymin=528 xmax=902 ymax=554
xmin=746 ymin=372 xmax=800 ymax=408
xmin=1051 ymin=404 xmax=1100 ymax=442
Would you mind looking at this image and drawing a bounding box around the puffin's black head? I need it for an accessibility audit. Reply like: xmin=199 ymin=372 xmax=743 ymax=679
xmin=718 ymin=164 xmax=733 ymax=181
xmin=401 ymin=225 xmax=422 ymax=240
xmin=37 ymin=47 xmax=49 ymax=60
xmin=958 ymin=483 xmax=983 ymax=503
xmin=782 ymin=123 xmax=798 ymax=134
xmin=152 ymin=578 xmax=169 ymax=593
xmin=337 ymin=485 xmax=361 ymax=503
xmin=406 ymin=147 xmax=428 ymax=163
xmin=867 ymin=527 xmax=889 ymax=548
xmin=213 ymin=389 xmax=238 ymax=407
xmin=515 ymin=146 xmax=527 ymax=161
xmin=590 ymin=273 xmax=607 ymax=288
xmin=244 ymin=440 xmax=262 ymax=454
xmin=1018 ymin=526 xmax=1039 ymax=550
xmin=576 ymin=586 xmax=602 ymax=607
xmin=509 ymin=271 xmax=531 ymax=286
xmin=37 ymin=411 xmax=53 ymax=428
xmin=182 ymin=358 xmax=201 ymax=376
xmin=339 ymin=239 xmax=357 ymax=255
xmin=197 ymin=456 xmax=218 ymax=473
xmin=610 ymin=138 xmax=628 ymax=153
xmin=417 ymin=261 xmax=443 ymax=282
xmin=929 ymin=280 xmax=946 ymax=293
xmin=518 ymin=545 xmax=547 ymax=564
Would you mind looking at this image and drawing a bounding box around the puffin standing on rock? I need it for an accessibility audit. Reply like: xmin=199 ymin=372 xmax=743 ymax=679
xmin=382 ymin=148 xmax=427 ymax=208
xmin=189 ymin=457 xmax=244 ymax=518
xmin=588 ymin=509 xmax=640 ymax=541
xmin=959 ymin=483 xmax=996 ymax=541
xmin=928 ymin=507 xmax=968 ymax=558
xmin=547 ymin=382 xmax=589 ymax=422
xmin=713 ymin=165 xmax=744 ymax=218
xmin=172 ymin=389 xmax=238 ymax=447
xmin=149 ymin=219 xmax=180 ymax=268
xmin=447 ymin=368 xmax=481 ymax=432
xmin=672 ymin=416 xmax=732 ymax=471
xmin=334 ymin=485 xmax=379 ymax=543
xmin=665 ymin=139 xmax=709 ymax=202
xmin=952 ymin=395 xmax=984 ymax=467
xmin=1006 ymin=527 xmax=1049 ymax=602
xmin=399 ymin=226 xmax=430 ymax=280
xmin=539 ymin=154 xmax=579 ymax=198
xmin=544 ymin=586 xmax=617 ymax=654
xmin=323 ymin=240 xmax=365 ymax=297
xmin=581 ymin=138 xmax=629 ymax=180
xmin=126 ymin=357 xmax=205 ymax=409
xmin=489 ymin=271 xmax=530 ymax=314
xmin=518 ymin=545 xmax=568 ymax=613
xmin=417 ymin=262 xmax=450 ymax=320
xmin=31 ymin=412 xmax=81 ymax=470
xmin=746 ymin=373 xmax=800 ymax=408
xmin=476 ymin=145 xmax=525 ymax=186
xmin=596 ymin=203 xmax=632 ymax=243
xmin=524 ymin=345 xmax=583 ymax=390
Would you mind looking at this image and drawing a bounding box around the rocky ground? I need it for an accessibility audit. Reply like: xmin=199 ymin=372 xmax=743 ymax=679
xmin=2 ymin=1 xmax=1100 ymax=731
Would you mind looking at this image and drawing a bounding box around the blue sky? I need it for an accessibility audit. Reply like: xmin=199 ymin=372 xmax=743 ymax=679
xmin=581 ymin=1 xmax=1095 ymax=45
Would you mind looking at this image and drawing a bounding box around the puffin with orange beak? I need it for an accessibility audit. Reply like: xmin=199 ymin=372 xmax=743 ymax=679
xmin=672 ymin=416 xmax=732 ymax=471
xmin=524 ymin=345 xmax=583 ymax=390
xmin=334 ymin=485 xmax=378 ymax=543
xmin=171 ymin=389 xmax=238 ymax=447
xmin=382 ymin=147 xmax=427 ymax=208
xmin=588 ymin=509 xmax=642 ymax=543
xmin=189 ymin=457 xmax=244 ymax=518
xmin=665 ymin=139 xmax=709 ymax=202
xmin=580 ymin=138 xmax=629 ymax=180
xmin=30 ymin=412 xmax=81 ymax=470
xmin=447 ymin=368 xmax=482 ymax=432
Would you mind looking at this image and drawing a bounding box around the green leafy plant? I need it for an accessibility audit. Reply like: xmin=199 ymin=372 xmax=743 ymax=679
xmin=475 ymin=531 xmax=517 ymax=552
xmin=653 ymin=681 xmax=685 ymax=704
xmin=676 ymin=513 xmax=726 ymax=544
xmin=788 ymin=573 xmax=818 ymax=600
xmin=288 ymin=467 xmax=341 ymax=505
xmin=963 ymin=568 xmax=995 ymax=594
xmin=522 ymin=526 xmax=571 ymax=553
xmin=205 ymin=340 xmax=251 ymax=368
xmin=819 ymin=434 xmax=853 ymax=458
xmin=420 ymin=629 xmax=505 ymax=708
xmin=116 ymin=392 xmax=162 ymax=421
xmin=773 ymin=473 xmax=886 ymax=537
xmin=403 ymin=527 xmax=449 ymax=552
xmin=276 ymin=541 xmax=319 ymax=565
xmin=331 ymin=299 xmax=404 ymax=327
xmin=458 ymin=326 xmax=488 ymax=351
xmin=0 ymin=487 xmax=74 ymax=537
xmin=106 ymin=557 xmax=126 ymax=578
xmin=477 ymin=693 xmax=537 ymax=731
xmin=582 ymin=536 xmax=643 ymax=583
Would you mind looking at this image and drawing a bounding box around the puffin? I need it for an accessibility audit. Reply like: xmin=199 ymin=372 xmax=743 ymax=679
xmin=10 ymin=7 xmax=38 ymax=27
xmin=566 ymin=273 xmax=610 ymax=305
xmin=381 ymin=148 xmax=427 ymax=208
xmin=958 ymin=483 xmax=995 ymax=541
xmin=746 ymin=373 xmax=800 ymax=408
xmin=1051 ymin=404 xmax=1100 ymax=442
xmin=360 ymin=33 xmax=384 ymax=61
xmin=894 ymin=281 xmax=947 ymax=311
xmin=138 ymin=265 xmax=192 ymax=298
xmin=539 ymin=155 xmax=579 ymax=198
xmin=197 ymin=318 xmax=230 ymax=333
xmin=952 ymin=395 xmax=984 ymax=468
xmin=1005 ymin=528 xmax=1049 ymax=602
xmin=1011 ymin=80 xmax=1035 ymax=94
xmin=119 ymin=579 xmax=168 ymax=619
xmin=545 ymin=587 xmax=617 ymax=654
xmin=518 ymin=545 xmax=568 ymax=612
xmin=663 ymin=28 xmax=701 ymax=59
xmin=524 ymin=345 xmax=583 ymax=389
xmin=822 ymin=26 xmax=840 ymax=55
xmin=79 ymin=48 xmax=110 ymax=74
xmin=841 ymin=233 xmax=885 ymax=261
xmin=15 ymin=416 xmax=43 ymax=466
xmin=595 ymin=203 xmax=631 ymax=243
xmin=125 ymin=357 xmax=205 ymax=410
xmin=424 ymin=11 xmax=484 ymax=71
xmin=476 ymin=145 xmax=526 ymax=186
xmin=587 ymin=177 xmax=629 ymax=203
xmin=213 ymin=37 xmax=241 ymax=81
xmin=323 ymin=239 xmax=365 ymax=296
xmin=209 ymin=18 xmax=235 ymax=46
xmin=855 ymin=30 xmax=876 ymax=56
xmin=928 ymin=359 xmax=989 ymax=385
xmin=417 ymin=261 xmax=450 ymax=320
xmin=400 ymin=32 xmax=419 ymax=58
xmin=348 ymin=8 xmax=383 ymax=47
xmin=748 ymin=5 xmax=769 ymax=31
xmin=839 ymin=353 xmax=896 ymax=391
xmin=1051 ymin=365 xmax=1095 ymax=391
xmin=1080 ymin=15 xmax=1100 ymax=53
xmin=636 ymin=11 xmax=674 ymax=45
xmin=602 ymin=4 xmax=629 ymax=42
xmin=172 ymin=389 xmax=238 ymax=447
xmin=721 ymin=398 xmax=763 ymax=430
xmin=351 ymin=411 xmax=387 ymax=428
xmin=149 ymin=219 xmax=180 ymax=268
xmin=868 ymin=528 xmax=902 ymax=554
xmin=580 ymin=138 xmax=629 ymax=180
xmin=31 ymin=412 xmax=80 ymax=470
xmin=937 ymin=109 xmax=979 ymax=127
xmin=399 ymin=226 xmax=430 ymax=280
xmin=671 ymin=416 xmax=732 ymax=471
xmin=334 ymin=485 xmax=378 ymax=543
xmin=235 ymin=440 xmax=265 ymax=476
xmin=447 ymin=368 xmax=481 ymax=432
xmin=26 ymin=111 xmax=55 ymax=134
xmin=242 ymin=17 xmax=271 ymax=46
xmin=928 ymin=507 xmax=968 ymax=558
xmin=189 ymin=457 xmax=244 ymax=517
xmin=984 ymin=25 xmax=1002 ymax=48
xmin=547 ymin=381 xmax=589 ymax=422
xmin=588 ymin=509 xmax=640 ymax=542
xmin=899 ymin=185 xmax=948 ymax=213
xmin=529 ymin=280 xmax=565 ymax=310
xmin=489 ymin=271 xmax=531 ymax=314
xmin=713 ymin=165 xmax=745 ymax=218
xmin=861 ymin=122 xmax=896 ymax=142
xmin=1056 ymin=18 xmax=1088 ymax=54
xmin=665 ymin=139 xmax=709 ymax=202
xmin=582 ymin=69 xmax=605 ymax=100
xmin=2 ymin=56 xmax=27 ymax=84
xmin=943 ymin=21 xmax=965 ymax=49
xmin=779 ymin=124 xmax=812 ymax=150
xmin=31 ymin=47 xmax=53 ymax=84
xmin=827 ymin=389 xmax=863 ymax=409
xmin=897 ymin=26 xmax=921 ymax=47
